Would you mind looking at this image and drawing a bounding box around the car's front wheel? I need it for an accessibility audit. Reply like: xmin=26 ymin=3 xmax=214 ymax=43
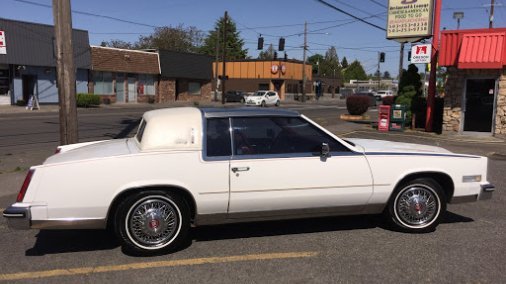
xmin=240 ymin=98 xmax=245 ymax=103
xmin=386 ymin=178 xmax=446 ymax=233
xmin=275 ymin=100 xmax=280 ymax=107
xmin=115 ymin=190 xmax=190 ymax=255
xmin=261 ymin=101 xmax=266 ymax=107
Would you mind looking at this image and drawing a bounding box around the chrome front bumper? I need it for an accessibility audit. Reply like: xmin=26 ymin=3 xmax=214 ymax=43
xmin=2 ymin=206 xmax=31 ymax=230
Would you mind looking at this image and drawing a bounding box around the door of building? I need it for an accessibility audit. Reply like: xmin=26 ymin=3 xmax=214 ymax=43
xmin=127 ymin=77 xmax=136 ymax=103
xmin=22 ymin=75 xmax=36 ymax=103
xmin=463 ymin=79 xmax=496 ymax=132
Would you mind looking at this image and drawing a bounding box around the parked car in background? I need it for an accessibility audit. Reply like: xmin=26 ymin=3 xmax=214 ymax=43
xmin=245 ymin=90 xmax=280 ymax=107
xmin=224 ymin=90 xmax=247 ymax=103
xmin=375 ymin=90 xmax=394 ymax=101
xmin=354 ymin=92 xmax=377 ymax=107
xmin=3 ymin=107 xmax=494 ymax=255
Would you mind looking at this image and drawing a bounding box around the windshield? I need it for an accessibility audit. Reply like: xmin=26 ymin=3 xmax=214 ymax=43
xmin=252 ymin=91 xmax=267 ymax=96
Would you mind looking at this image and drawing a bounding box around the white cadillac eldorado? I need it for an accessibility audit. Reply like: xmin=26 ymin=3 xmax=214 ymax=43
xmin=3 ymin=107 xmax=494 ymax=255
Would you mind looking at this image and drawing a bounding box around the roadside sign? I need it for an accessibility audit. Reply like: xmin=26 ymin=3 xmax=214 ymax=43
xmin=387 ymin=0 xmax=434 ymax=41
xmin=0 ymin=31 xmax=6 ymax=54
xmin=410 ymin=44 xmax=432 ymax=63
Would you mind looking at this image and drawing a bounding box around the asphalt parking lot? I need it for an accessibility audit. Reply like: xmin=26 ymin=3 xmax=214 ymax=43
xmin=0 ymin=103 xmax=505 ymax=283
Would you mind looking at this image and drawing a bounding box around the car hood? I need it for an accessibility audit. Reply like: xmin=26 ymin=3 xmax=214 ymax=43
xmin=346 ymin=138 xmax=453 ymax=154
xmin=44 ymin=138 xmax=134 ymax=165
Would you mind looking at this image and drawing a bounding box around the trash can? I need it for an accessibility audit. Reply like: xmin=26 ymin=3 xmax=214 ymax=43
xmin=390 ymin=104 xmax=407 ymax=131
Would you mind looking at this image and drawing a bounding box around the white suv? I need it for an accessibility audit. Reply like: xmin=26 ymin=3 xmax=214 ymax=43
xmin=245 ymin=91 xmax=280 ymax=107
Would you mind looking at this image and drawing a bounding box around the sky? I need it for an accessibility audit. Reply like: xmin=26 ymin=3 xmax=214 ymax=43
xmin=2 ymin=0 xmax=506 ymax=77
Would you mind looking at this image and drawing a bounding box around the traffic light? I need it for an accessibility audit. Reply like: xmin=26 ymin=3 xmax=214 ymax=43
xmin=379 ymin=52 xmax=385 ymax=63
xmin=408 ymin=51 xmax=412 ymax=62
xmin=273 ymin=52 xmax=278 ymax=60
xmin=279 ymin=37 xmax=285 ymax=51
xmin=257 ymin=36 xmax=264 ymax=50
xmin=284 ymin=52 xmax=287 ymax=61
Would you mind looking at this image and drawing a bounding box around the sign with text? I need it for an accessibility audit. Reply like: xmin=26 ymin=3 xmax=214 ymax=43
xmin=410 ymin=44 xmax=432 ymax=63
xmin=0 ymin=31 xmax=6 ymax=54
xmin=387 ymin=0 xmax=434 ymax=40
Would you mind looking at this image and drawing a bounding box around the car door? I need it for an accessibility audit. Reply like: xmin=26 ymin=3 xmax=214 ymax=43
xmin=228 ymin=116 xmax=373 ymax=217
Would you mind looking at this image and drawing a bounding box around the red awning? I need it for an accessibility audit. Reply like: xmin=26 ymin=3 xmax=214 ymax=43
xmin=458 ymin=32 xmax=505 ymax=69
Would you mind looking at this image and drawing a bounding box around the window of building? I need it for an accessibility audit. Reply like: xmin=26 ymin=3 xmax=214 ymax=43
xmin=189 ymin=82 xmax=201 ymax=95
xmin=115 ymin=73 xmax=125 ymax=102
xmin=93 ymin=71 xmax=113 ymax=94
xmin=206 ymin=118 xmax=231 ymax=157
xmin=231 ymin=117 xmax=349 ymax=156
xmin=138 ymin=74 xmax=156 ymax=95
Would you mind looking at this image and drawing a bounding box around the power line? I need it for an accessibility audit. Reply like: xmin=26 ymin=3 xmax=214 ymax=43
xmin=368 ymin=0 xmax=387 ymax=8
xmin=12 ymin=0 xmax=160 ymax=29
xmin=331 ymin=0 xmax=387 ymax=20
xmin=315 ymin=0 xmax=386 ymax=31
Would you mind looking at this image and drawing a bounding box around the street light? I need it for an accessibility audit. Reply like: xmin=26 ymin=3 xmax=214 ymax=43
xmin=453 ymin=12 xmax=464 ymax=30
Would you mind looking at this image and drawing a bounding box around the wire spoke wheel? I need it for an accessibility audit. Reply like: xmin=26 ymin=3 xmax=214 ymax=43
xmin=394 ymin=184 xmax=440 ymax=228
xmin=126 ymin=196 xmax=181 ymax=249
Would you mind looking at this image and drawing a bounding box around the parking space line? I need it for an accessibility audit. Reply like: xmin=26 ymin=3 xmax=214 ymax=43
xmin=0 ymin=251 xmax=318 ymax=281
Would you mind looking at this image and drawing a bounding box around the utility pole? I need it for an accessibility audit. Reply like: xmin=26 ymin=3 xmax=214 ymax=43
xmin=489 ymin=0 xmax=495 ymax=28
xmin=53 ymin=0 xmax=78 ymax=145
xmin=221 ymin=11 xmax=228 ymax=105
xmin=301 ymin=21 xmax=307 ymax=103
xmin=398 ymin=43 xmax=404 ymax=84
xmin=214 ymin=33 xmax=219 ymax=101
xmin=425 ymin=0 xmax=441 ymax=132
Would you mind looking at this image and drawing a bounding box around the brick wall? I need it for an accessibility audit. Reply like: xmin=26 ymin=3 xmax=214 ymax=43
xmin=157 ymin=77 xmax=176 ymax=103
xmin=496 ymin=72 xmax=506 ymax=135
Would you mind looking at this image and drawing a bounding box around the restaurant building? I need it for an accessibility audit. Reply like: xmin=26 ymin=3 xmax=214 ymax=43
xmin=213 ymin=60 xmax=312 ymax=100
xmin=439 ymin=28 xmax=506 ymax=135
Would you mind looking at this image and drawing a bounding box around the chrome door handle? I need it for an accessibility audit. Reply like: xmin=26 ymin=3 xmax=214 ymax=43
xmin=231 ymin=167 xmax=250 ymax=173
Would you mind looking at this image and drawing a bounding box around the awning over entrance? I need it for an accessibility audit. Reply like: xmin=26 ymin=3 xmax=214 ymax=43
xmin=459 ymin=33 xmax=505 ymax=69
xmin=439 ymin=28 xmax=506 ymax=69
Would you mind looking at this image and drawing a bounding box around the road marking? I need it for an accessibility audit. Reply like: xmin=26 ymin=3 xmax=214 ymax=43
xmin=0 ymin=251 xmax=318 ymax=281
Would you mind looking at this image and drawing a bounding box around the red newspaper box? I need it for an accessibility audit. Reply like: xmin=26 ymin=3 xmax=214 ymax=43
xmin=378 ymin=105 xmax=391 ymax=132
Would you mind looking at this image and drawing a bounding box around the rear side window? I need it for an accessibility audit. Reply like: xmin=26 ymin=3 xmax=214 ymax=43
xmin=136 ymin=120 xmax=147 ymax=143
xmin=206 ymin=118 xmax=232 ymax=157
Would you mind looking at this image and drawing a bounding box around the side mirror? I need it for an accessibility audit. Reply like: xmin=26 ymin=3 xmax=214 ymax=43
xmin=321 ymin=143 xmax=331 ymax=158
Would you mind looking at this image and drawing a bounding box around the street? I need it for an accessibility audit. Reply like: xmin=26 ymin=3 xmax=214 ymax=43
xmin=0 ymin=104 xmax=505 ymax=283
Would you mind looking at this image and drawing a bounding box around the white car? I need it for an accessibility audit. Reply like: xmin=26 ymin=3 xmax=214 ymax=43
xmin=245 ymin=91 xmax=280 ymax=107
xmin=3 ymin=107 xmax=494 ymax=255
xmin=375 ymin=90 xmax=394 ymax=100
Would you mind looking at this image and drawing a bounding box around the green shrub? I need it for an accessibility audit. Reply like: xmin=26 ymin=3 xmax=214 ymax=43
xmin=76 ymin=93 xmax=100 ymax=108
xmin=382 ymin=96 xmax=395 ymax=105
xmin=346 ymin=95 xmax=370 ymax=115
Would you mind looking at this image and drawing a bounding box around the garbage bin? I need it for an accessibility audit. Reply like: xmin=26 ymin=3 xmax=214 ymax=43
xmin=390 ymin=104 xmax=407 ymax=131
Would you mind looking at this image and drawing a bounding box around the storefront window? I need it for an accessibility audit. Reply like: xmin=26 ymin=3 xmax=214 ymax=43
xmin=138 ymin=74 xmax=156 ymax=95
xmin=115 ymin=73 xmax=125 ymax=103
xmin=189 ymin=82 xmax=201 ymax=95
xmin=94 ymin=72 xmax=113 ymax=94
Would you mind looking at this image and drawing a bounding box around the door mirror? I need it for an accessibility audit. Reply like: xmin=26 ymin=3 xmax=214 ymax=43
xmin=321 ymin=143 xmax=331 ymax=158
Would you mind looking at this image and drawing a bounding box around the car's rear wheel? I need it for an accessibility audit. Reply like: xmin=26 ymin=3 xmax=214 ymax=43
xmin=275 ymin=100 xmax=280 ymax=107
xmin=240 ymin=98 xmax=245 ymax=103
xmin=386 ymin=178 xmax=446 ymax=233
xmin=115 ymin=190 xmax=190 ymax=255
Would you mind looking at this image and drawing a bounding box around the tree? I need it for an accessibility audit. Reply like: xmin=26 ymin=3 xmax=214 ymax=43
xmin=398 ymin=64 xmax=422 ymax=95
xmin=343 ymin=60 xmax=367 ymax=82
xmin=320 ymin=46 xmax=341 ymax=78
xmin=308 ymin=54 xmax=324 ymax=74
xmin=100 ymin=40 xmax=134 ymax=49
xmin=258 ymin=44 xmax=276 ymax=60
xmin=341 ymin=56 xmax=349 ymax=69
xmin=396 ymin=64 xmax=424 ymax=125
xmin=383 ymin=71 xmax=391 ymax=79
xmin=135 ymin=24 xmax=203 ymax=52
xmin=200 ymin=15 xmax=248 ymax=60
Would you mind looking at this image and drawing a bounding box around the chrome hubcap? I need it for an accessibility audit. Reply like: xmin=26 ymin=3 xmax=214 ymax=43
xmin=396 ymin=186 xmax=438 ymax=227
xmin=128 ymin=198 xmax=178 ymax=247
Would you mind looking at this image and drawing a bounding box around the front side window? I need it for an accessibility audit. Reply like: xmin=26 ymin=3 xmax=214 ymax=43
xmin=206 ymin=118 xmax=231 ymax=157
xmin=232 ymin=117 xmax=349 ymax=156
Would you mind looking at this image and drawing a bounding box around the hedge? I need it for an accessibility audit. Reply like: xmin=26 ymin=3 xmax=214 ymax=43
xmin=76 ymin=93 xmax=100 ymax=108
xmin=346 ymin=95 xmax=370 ymax=115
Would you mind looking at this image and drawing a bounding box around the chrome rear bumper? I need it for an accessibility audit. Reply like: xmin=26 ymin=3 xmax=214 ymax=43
xmin=2 ymin=206 xmax=31 ymax=230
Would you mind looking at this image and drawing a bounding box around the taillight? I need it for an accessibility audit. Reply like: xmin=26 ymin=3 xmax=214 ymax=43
xmin=54 ymin=147 xmax=61 ymax=154
xmin=16 ymin=169 xmax=34 ymax=202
